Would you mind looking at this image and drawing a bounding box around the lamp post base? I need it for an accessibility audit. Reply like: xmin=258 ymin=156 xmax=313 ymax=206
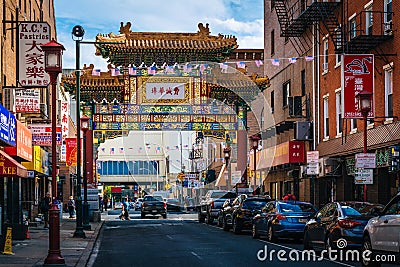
xmin=73 ymin=227 xmax=86 ymax=238
xmin=44 ymin=206 xmax=66 ymax=266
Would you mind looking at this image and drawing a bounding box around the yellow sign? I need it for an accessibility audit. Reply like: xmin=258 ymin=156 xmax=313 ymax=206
xmin=178 ymin=172 xmax=185 ymax=181
xmin=165 ymin=183 xmax=171 ymax=190
xmin=2 ymin=227 xmax=13 ymax=255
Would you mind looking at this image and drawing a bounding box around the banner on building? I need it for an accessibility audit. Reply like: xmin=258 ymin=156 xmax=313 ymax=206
xmin=15 ymin=88 xmax=40 ymax=113
xmin=28 ymin=124 xmax=61 ymax=146
xmin=18 ymin=22 xmax=50 ymax=87
xmin=65 ymin=138 xmax=77 ymax=166
xmin=60 ymin=101 xmax=69 ymax=140
xmin=342 ymin=54 xmax=374 ymax=119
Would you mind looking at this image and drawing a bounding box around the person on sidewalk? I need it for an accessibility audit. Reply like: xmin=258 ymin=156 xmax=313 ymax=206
xmin=40 ymin=192 xmax=52 ymax=228
xmin=103 ymin=195 xmax=109 ymax=211
xmin=68 ymin=196 xmax=76 ymax=218
xmin=283 ymin=192 xmax=297 ymax=201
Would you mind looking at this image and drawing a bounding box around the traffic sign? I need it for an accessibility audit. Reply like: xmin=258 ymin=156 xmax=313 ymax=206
xmin=177 ymin=172 xmax=185 ymax=181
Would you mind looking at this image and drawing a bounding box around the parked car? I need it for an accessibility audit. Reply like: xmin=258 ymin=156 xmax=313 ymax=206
xmin=303 ymin=201 xmax=382 ymax=250
xmin=166 ymin=198 xmax=183 ymax=212
xmin=253 ymin=200 xmax=317 ymax=241
xmin=224 ymin=195 xmax=272 ymax=234
xmin=198 ymin=190 xmax=237 ymax=224
xmin=362 ymin=193 xmax=400 ymax=267
xmin=141 ymin=195 xmax=167 ymax=219
xmin=217 ymin=198 xmax=235 ymax=228
xmin=134 ymin=198 xmax=143 ymax=210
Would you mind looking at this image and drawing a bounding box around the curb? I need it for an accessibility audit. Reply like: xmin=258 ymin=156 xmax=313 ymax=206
xmin=76 ymin=221 xmax=104 ymax=267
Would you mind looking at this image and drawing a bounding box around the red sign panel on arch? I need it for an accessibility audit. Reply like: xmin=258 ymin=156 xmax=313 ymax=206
xmin=342 ymin=54 xmax=374 ymax=119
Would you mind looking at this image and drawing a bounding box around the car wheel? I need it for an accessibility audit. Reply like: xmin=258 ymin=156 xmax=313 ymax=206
xmin=303 ymin=230 xmax=312 ymax=250
xmin=217 ymin=216 xmax=222 ymax=227
xmin=267 ymin=225 xmax=276 ymax=242
xmin=162 ymin=214 xmax=167 ymax=219
xmin=141 ymin=213 xmax=145 ymax=219
xmin=222 ymin=216 xmax=229 ymax=231
xmin=206 ymin=213 xmax=214 ymax=224
xmin=362 ymin=235 xmax=381 ymax=267
xmin=233 ymin=217 xmax=241 ymax=234
xmin=252 ymin=223 xmax=260 ymax=239
xmin=198 ymin=212 xmax=205 ymax=223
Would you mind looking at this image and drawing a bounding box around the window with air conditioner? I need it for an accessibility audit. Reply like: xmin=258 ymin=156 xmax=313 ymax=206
xmin=385 ymin=66 xmax=393 ymax=118
xmin=336 ymin=90 xmax=342 ymax=135
xmin=323 ymin=96 xmax=329 ymax=139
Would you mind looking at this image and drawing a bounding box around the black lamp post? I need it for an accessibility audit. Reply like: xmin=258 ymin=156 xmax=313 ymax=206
xmin=249 ymin=135 xmax=260 ymax=194
xmin=81 ymin=115 xmax=91 ymax=230
xmin=223 ymin=144 xmax=231 ymax=190
xmin=41 ymin=39 xmax=66 ymax=266
xmin=356 ymin=90 xmax=373 ymax=202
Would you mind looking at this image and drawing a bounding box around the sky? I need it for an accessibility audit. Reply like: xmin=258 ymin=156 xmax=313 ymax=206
xmin=54 ymin=0 xmax=264 ymax=71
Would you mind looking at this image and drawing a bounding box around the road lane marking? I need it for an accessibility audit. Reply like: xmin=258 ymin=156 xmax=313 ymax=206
xmin=191 ymin=251 xmax=203 ymax=260
xmin=166 ymin=235 xmax=173 ymax=240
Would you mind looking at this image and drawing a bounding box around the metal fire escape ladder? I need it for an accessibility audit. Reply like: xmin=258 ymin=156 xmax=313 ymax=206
xmin=318 ymin=5 xmax=342 ymax=52
xmin=274 ymin=0 xmax=292 ymax=37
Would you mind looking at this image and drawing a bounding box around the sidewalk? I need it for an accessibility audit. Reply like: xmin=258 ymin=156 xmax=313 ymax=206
xmin=0 ymin=212 xmax=104 ymax=267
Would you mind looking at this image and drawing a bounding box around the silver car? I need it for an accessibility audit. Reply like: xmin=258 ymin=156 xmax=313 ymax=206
xmin=362 ymin=192 xmax=400 ymax=266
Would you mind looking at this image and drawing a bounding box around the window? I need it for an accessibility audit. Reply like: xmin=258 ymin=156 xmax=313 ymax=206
xmin=271 ymin=30 xmax=275 ymax=56
xmin=11 ymin=14 xmax=14 ymax=49
xmin=350 ymin=17 xmax=357 ymax=39
xmin=270 ymin=91 xmax=274 ymax=113
xmin=350 ymin=118 xmax=357 ymax=131
xmin=365 ymin=5 xmax=373 ymax=35
xmin=385 ymin=67 xmax=393 ymax=118
xmin=271 ymin=0 xmax=275 ymax=10
xmin=301 ymin=70 xmax=306 ymax=96
xmin=336 ymin=90 xmax=342 ymax=135
xmin=324 ymin=96 xmax=329 ymax=138
xmin=283 ymin=81 xmax=290 ymax=107
xmin=385 ymin=0 xmax=393 ymax=23
xmin=323 ymin=39 xmax=328 ymax=71
xmin=260 ymin=107 xmax=264 ymax=129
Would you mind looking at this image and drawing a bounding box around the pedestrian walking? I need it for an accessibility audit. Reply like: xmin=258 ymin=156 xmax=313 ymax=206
xmin=103 ymin=195 xmax=109 ymax=211
xmin=99 ymin=196 xmax=104 ymax=213
xmin=68 ymin=196 xmax=76 ymax=218
xmin=40 ymin=192 xmax=52 ymax=228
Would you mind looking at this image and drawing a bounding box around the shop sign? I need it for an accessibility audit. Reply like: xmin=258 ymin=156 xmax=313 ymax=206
xmin=18 ymin=22 xmax=50 ymax=87
xmin=342 ymin=54 xmax=374 ymax=119
xmin=28 ymin=124 xmax=61 ymax=146
xmin=356 ymin=153 xmax=376 ymax=169
xmin=4 ymin=120 xmax=32 ymax=161
xmin=0 ymin=104 xmax=16 ymax=147
xmin=354 ymin=169 xmax=373 ymax=184
xmin=15 ymin=88 xmax=40 ymax=113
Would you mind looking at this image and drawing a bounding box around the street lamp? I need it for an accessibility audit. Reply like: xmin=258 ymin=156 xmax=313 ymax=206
xmin=223 ymin=144 xmax=231 ymax=190
xmin=249 ymin=135 xmax=260 ymax=195
xmin=356 ymin=90 xmax=373 ymax=202
xmin=81 ymin=115 xmax=91 ymax=230
xmin=41 ymin=39 xmax=66 ymax=266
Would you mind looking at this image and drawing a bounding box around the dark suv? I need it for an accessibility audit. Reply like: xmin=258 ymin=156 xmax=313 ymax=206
xmin=141 ymin=195 xmax=167 ymax=219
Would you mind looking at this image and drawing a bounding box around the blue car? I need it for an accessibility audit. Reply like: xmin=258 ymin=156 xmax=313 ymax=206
xmin=252 ymin=200 xmax=317 ymax=242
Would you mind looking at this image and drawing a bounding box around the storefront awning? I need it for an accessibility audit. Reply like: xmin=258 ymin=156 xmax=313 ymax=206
xmin=0 ymin=150 xmax=28 ymax=178
xmin=215 ymin=164 xmax=227 ymax=187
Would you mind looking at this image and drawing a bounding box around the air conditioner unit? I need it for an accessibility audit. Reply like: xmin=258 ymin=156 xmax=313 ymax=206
xmin=318 ymin=158 xmax=326 ymax=176
xmin=322 ymin=63 xmax=329 ymax=70
xmin=3 ymin=88 xmax=15 ymax=113
xmin=40 ymin=103 xmax=48 ymax=118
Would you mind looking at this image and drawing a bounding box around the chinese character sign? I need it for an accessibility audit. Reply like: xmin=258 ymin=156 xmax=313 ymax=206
xmin=15 ymin=88 xmax=40 ymax=113
xmin=0 ymin=104 xmax=16 ymax=146
xmin=145 ymin=82 xmax=185 ymax=100
xmin=28 ymin=124 xmax=61 ymax=146
xmin=60 ymin=101 xmax=69 ymax=141
xmin=342 ymin=54 xmax=374 ymax=118
xmin=18 ymin=22 xmax=50 ymax=87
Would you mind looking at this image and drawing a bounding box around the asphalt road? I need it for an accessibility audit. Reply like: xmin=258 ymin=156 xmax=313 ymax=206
xmin=89 ymin=211 xmax=365 ymax=267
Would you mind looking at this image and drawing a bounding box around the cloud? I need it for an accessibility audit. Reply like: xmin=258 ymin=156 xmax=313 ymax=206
xmin=55 ymin=0 xmax=263 ymax=70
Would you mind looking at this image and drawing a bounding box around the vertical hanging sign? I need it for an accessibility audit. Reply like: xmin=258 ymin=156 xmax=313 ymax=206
xmin=60 ymin=101 xmax=69 ymax=141
xmin=18 ymin=22 xmax=50 ymax=87
xmin=342 ymin=54 xmax=374 ymax=119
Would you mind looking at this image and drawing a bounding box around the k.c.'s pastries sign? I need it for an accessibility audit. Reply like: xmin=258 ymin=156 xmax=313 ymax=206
xmin=0 ymin=104 xmax=16 ymax=147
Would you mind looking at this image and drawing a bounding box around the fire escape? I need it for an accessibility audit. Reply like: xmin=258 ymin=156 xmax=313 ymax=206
xmin=273 ymin=0 xmax=394 ymax=55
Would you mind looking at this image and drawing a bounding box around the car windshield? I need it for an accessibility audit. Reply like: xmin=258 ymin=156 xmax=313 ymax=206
xmin=144 ymin=196 xmax=163 ymax=202
xmin=210 ymin=191 xmax=236 ymax=199
xmin=279 ymin=203 xmax=316 ymax=213
xmin=243 ymin=200 xmax=269 ymax=210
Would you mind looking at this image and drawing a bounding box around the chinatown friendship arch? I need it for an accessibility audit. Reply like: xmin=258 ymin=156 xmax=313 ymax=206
xmin=61 ymin=22 xmax=271 ymax=188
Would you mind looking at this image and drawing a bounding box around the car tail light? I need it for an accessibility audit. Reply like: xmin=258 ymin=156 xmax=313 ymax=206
xmin=142 ymin=202 xmax=145 ymax=207
xmin=338 ymin=219 xmax=362 ymax=229
xmin=276 ymin=214 xmax=287 ymax=221
xmin=163 ymin=202 xmax=167 ymax=209
xmin=210 ymin=201 xmax=214 ymax=209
